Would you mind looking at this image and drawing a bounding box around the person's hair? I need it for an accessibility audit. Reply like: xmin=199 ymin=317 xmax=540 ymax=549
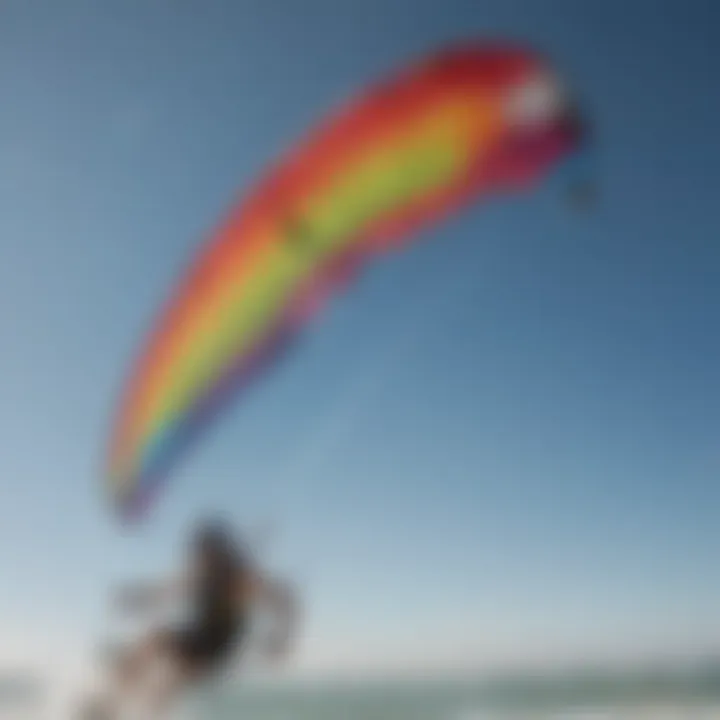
xmin=191 ymin=518 xmax=244 ymax=575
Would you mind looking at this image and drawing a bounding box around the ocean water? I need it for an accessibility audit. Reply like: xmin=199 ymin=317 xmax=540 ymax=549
xmin=3 ymin=667 xmax=720 ymax=719
xmin=189 ymin=670 xmax=720 ymax=720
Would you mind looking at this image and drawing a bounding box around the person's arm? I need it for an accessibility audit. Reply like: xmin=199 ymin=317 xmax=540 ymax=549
xmin=114 ymin=572 xmax=192 ymax=615
xmin=239 ymin=571 xmax=300 ymax=661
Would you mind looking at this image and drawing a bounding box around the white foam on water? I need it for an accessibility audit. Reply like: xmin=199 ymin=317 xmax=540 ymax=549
xmin=451 ymin=706 xmax=720 ymax=720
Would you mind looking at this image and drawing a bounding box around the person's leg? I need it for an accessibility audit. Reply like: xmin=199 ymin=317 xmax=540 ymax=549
xmin=78 ymin=630 xmax=197 ymax=720
xmin=88 ymin=630 xmax=172 ymax=718
xmin=144 ymin=628 xmax=242 ymax=717
xmin=116 ymin=630 xmax=167 ymax=692
xmin=145 ymin=657 xmax=199 ymax=718
xmin=141 ymin=629 xmax=217 ymax=717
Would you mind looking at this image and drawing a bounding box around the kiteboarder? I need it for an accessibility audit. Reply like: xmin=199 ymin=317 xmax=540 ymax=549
xmin=83 ymin=518 xmax=299 ymax=718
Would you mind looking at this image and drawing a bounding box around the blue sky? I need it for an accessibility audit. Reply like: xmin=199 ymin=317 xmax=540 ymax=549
xmin=0 ymin=0 xmax=719 ymax=680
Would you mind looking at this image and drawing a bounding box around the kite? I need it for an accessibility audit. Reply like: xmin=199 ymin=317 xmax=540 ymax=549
xmin=106 ymin=41 xmax=589 ymax=521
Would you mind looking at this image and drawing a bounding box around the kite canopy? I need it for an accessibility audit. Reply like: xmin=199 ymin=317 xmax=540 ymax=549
xmin=106 ymin=41 xmax=588 ymax=522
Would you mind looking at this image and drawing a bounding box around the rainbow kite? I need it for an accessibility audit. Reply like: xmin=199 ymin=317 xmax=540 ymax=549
xmin=106 ymin=41 xmax=588 ymax=521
